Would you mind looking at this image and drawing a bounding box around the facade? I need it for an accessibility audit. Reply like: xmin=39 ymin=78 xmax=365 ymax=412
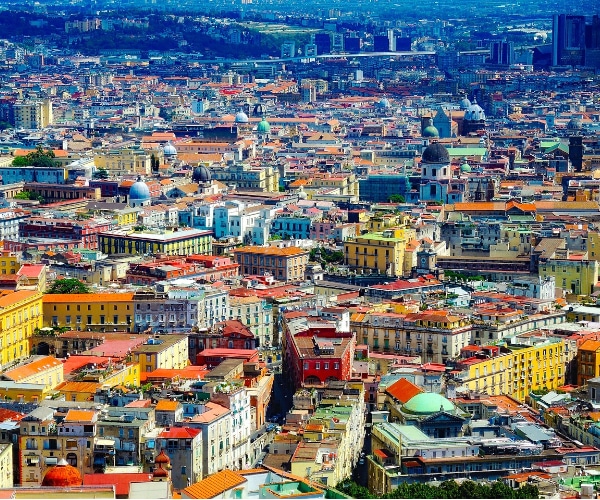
xmin=98 ymin=228 xmax=213 ymax=256
xmin=229 ymin=296 xmax=273 ymax=348
xmin=42 ymin=293 xmax=134 ymax=333
xmin=452 ymin=340 xmax=566 ymax=401
xmin=351 ymin=310 xmax=471 ymax=363
xmin=358 ymin=174 xmax=412 ymax=203
xmin=13 ymin=99 xmax=52 ymax=129
xmin=577 ymin=339 xmax=600 ymax=387
xmin=0 ymin=355 xmax=63 ymax=392
xmin=283 ymin=319 xmax=355 ymax=389
xmin=539 ymin=258 xmax=599 ymax=296
xmin=183 ymin=401 xmax=233 ymax=477
xmin=270 ymin=216 xmax=312 ymax=240
xmin=344 ymin=228 xmax=408 ymax=276
xmin=0 ymin=166 xmax=66 ymax=185
xmin=210 ymin=164 xmax=279 ymax=192
xmin=0 ymin=290 xmax=43 ymax=368
xmin=234 ymin=246 xmax=310 ymax=282
xmin=132 ymin=335 xmax=189 ymax=373
xmin=208 ymin=382 xmax=252 ymax=471
xmin=158 ymin=427 xmax=203 ymax=489
xmin=20 ymin=408 xmax=99 ymax=486
xmin=93 ymin=147 xmax=153 ymax=175
xmin=19 ymin=218 xmax=111 ymax=250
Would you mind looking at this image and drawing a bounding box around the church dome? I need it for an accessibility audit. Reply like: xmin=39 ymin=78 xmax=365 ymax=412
xmin=376 ymin=98 xmax=391 ymax=108
xmin=403 ymin=393 xmax=455 ymax=415
xmin=422 ymin=143 xmax=449 ymax=164
xmin=192 ymin=165 xmax=212 ymax=183
xmin=422 ymin=125 xmax=439 ymax=138
xmin=163 ymin=141 xmax=177 ymax=157
xmin=235 ymin=111 xmax=249 ymax=123
xmin=155 ymin=449 xmax=170 ymax=465
xmin=42 ymin=459 xmax=82 ymax=487
xmin=567 ymin=117 xmax=582 ymax=130
xmin=459 ymin=97 xmax=472 ymax=110
xmin=153 ymin=467 xmax=169 ymax=478
xmin=464 ymin=100 xmax=486 ymax=121
xmin=257 ymin=118 xmax=271 ymax=134
xmin=460 ymin=162 xmax=472 ymax=173
xmin=129 ymin=179 xmax=150 ymax=200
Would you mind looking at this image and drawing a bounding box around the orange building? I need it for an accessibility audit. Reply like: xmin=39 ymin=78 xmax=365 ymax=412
xmin=577 ymin=338 xmax=600 ymax=386
xmin=233 ymin=246 xmax=309 ymax=282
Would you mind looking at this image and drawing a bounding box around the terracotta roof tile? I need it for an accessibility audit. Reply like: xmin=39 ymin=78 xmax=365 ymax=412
xmin=182 ymin=469 xmax=246 ymax=499
xmin=385 ymin=378 xmax=423 ymax=403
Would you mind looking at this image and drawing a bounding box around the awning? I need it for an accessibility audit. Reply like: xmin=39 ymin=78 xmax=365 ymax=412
xmin=96 ymin=439 xmax=115 ymax=447
xmin=45 ymin=457 xmax=58 ymax=465
xmin=145 ymin=440 xmax=155 ymax=449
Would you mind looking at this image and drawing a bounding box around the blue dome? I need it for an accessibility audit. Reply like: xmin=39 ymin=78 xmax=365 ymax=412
xmin=464 ymin=100 xmax=485 ymax=121
xmin=459 ymin=97 xmax=471 ymax=110
xmin=163 ymin=141 xmax=177 ymax=156
xmin=377 ymin=98 xmax=391 ymax=108
xmin=130 ymin=180 xmax=150 ymax=200
xmin=235 ymin=111 xmax=249 ymax=123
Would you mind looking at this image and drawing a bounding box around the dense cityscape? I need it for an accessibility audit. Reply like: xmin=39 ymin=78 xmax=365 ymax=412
xmin=0 ymin=0 xmax=597 ymax=498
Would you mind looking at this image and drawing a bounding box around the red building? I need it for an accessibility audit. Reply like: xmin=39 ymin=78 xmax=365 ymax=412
xmin=19 ymin=217 xmax=111 ymax=249
xmin=126 ymin=255 xmax=239 ymax=286
xmin=196 ymin=348 xmax=259 ymax=368
xmin=283 ymin=314 xmax=355 ymax=389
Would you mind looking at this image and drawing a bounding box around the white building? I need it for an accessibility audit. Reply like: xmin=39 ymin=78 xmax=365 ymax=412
xmin=210 ymin=383 xmax=252 ymax=470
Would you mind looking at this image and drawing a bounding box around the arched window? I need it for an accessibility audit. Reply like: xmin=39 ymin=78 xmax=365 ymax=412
xmin=66 ymin=453 xmax=77 ymax=467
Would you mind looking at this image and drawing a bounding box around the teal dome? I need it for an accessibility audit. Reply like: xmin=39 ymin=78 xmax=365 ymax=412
xmin=422 ymin=125 xmax=439 ymax=138
xmin=257 ymin=118 xmax=271 ymax=134
xmin=460 ymin=162 xmax=472 ymax=173
xmin=403 ymin=393 xmax=455 ymax=415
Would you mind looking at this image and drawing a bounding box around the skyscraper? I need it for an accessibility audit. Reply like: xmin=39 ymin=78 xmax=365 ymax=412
xmin=553 ymin=14 xmax=586 ymax=66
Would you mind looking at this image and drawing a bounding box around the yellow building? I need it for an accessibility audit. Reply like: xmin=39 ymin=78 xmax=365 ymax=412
xmin=98 ymin=228 xmax=212 ymax=257
xmin=42 ymin=292 xmax=135 ymax=333
xmin=93 ymin=147 xmax=153 ymax=175
xmin=0 ymin=251 xmax=19 ymax=275
xmin=454 ymin=339 xmax=566 ymax=402
xmin=344 ymin=228 xmax=407 ymax=276
xmin=132 ymin=335 xmax=189 ymax=373
xmin=87 ymin=205 xmax=140 ymax=226
xmin=0 ymin=382 xmax=46 ymax=403
xmin=55 ymin=362 xmax=141 ymax=401
xmin=20 ymin=408 xmax=100 ymax=486
xmin=0 ymin=290 xmax=43 ymax=367
xmin=55 ymin=381 xmax=102 ymax=402
xmin=1 ymin=355 xmax=63 ymax=391
xmin=539 ymin=258 xmax=599 ymax=296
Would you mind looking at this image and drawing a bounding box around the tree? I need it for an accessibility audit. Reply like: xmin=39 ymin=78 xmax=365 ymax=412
xmin=13 ymin=145 xmax=58 ymax=168
xmin=93 ymin=168 xmax=109 ymax=180
xmin=151 ymin=154 xmax=160 ymax=173
xmin=389 ymin=194 xmax=405 ymax=203
xmin=47 ymin=278 xmax=90 ymax=294
xmin=11 ymin=156 xmax=28 ymax=167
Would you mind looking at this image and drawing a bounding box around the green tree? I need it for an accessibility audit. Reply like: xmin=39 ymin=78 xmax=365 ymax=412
xmin=25 ymin=145 xmax=58 ymax=168
xmin=11 ymin=156 xmax=28 ymax=166
xmin=93 ymin=168 xmax=109 ymax=180
xmin=47 ymin=278 xmax=90 ymax=294
xmin=151 ymin=154 xmax=160 ymax=174
xmin=389 ymin=194 xmax=405 ymax=203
